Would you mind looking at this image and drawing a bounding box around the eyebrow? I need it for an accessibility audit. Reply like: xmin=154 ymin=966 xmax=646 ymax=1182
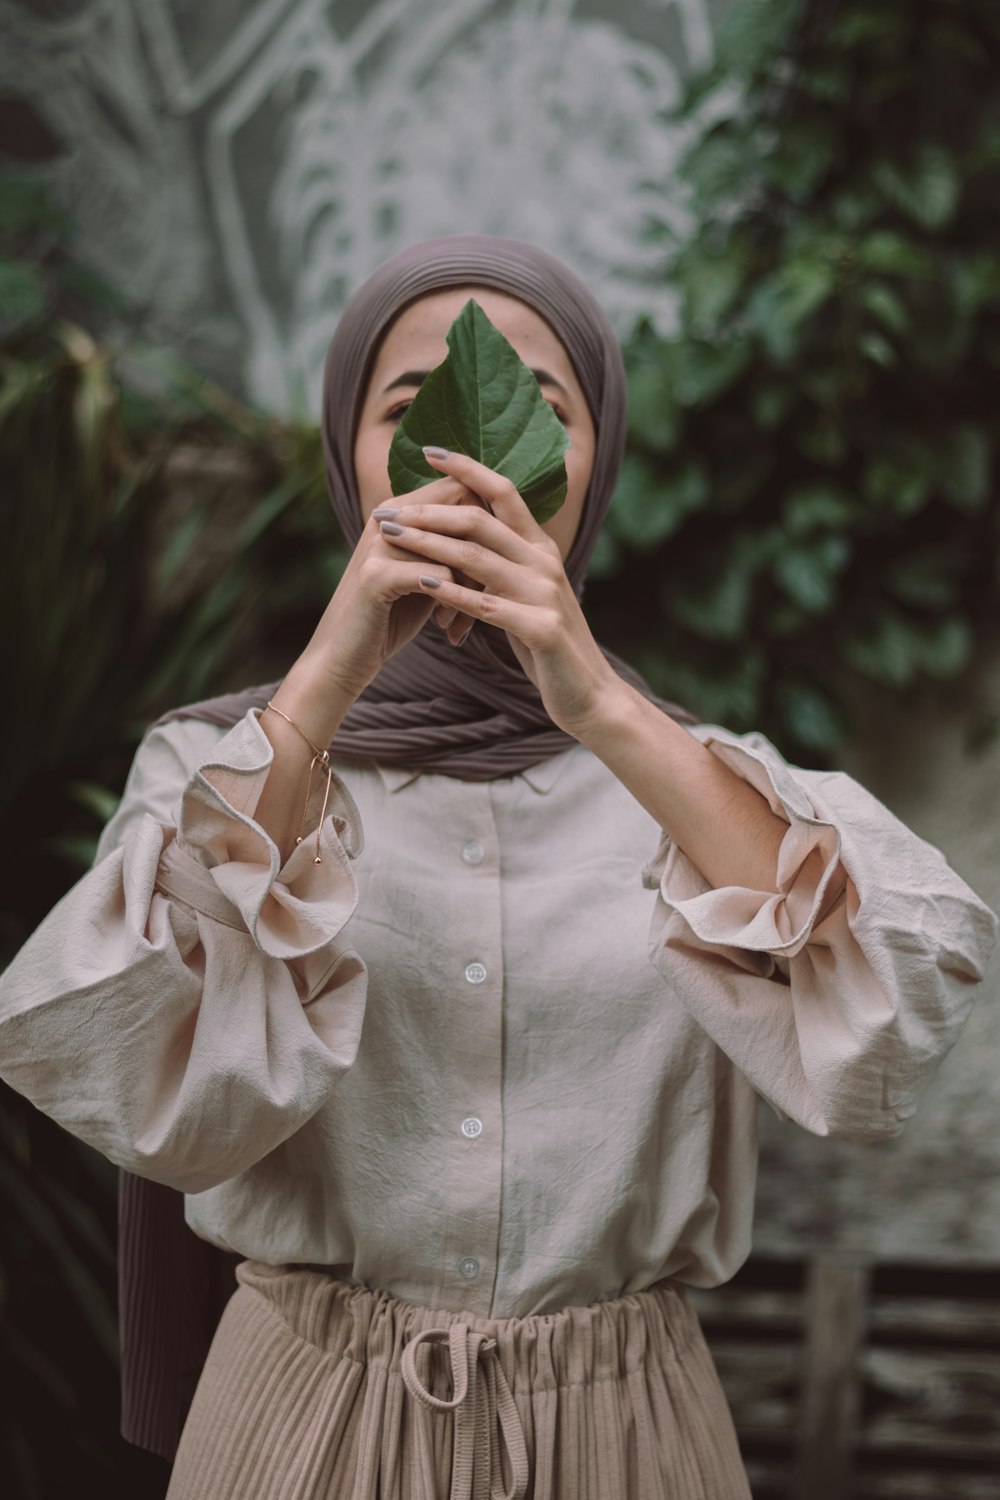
xmin=383 ymin=367 xmax=570 ymax=399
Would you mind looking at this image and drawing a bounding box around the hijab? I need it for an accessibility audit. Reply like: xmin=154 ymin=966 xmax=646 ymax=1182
xmin=150 ymin=233 xmax=692 ymax=767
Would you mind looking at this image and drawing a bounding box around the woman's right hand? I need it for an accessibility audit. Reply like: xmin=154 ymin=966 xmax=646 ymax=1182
xmin=256 ymin=478 xmax=481 ymax=860
xmin=304 ymin=476 xmax=481 ymax=706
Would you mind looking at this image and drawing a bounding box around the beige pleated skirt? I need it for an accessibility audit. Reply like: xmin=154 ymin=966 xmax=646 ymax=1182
xmin=166 ymin=1260 xmax=751 ymax=1500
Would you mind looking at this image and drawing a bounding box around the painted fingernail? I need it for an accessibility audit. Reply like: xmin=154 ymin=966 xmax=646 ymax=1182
xmin=419 ymin=575 xmax=442 ymax=589
xmin=371 ymin=506 xmax=398 ymax=520
xmin=379 ymin=520 xmax=405 ymax=536
xmin=423 ymin=445 xmax=451 ymax=460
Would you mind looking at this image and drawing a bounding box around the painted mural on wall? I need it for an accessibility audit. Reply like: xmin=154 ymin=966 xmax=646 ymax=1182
xmin=0 ymin=0 xmax=731 ymax=415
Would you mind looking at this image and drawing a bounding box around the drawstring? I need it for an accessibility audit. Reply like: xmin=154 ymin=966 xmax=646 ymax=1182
xmin=401 ymin=1324 xmax=529 ymax=1500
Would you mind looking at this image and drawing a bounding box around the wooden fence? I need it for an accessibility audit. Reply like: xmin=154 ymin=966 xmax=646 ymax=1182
xmin=689 ymin=1256 xmax=1000 ymax=1499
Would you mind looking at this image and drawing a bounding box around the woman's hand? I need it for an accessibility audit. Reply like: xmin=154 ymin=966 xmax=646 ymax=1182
xmin=371 ymin=450 xmax=620 ymax=738
xmin=305 ymin=474 xmax=482 ymax=704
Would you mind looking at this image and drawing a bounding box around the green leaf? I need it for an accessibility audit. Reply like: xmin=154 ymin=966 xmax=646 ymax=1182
xmin=746 ymin=260 xmax=837 ymax=360
xmin=829 ymin=8 xmax=904 ymax=49
xmin=871 ymin=145 xmax=960 ymax=231
xmin=772 ymin=535 xmax=851 ymax=613
xmin=609 ymin=454 xmax=708 ymax=549
xmin=679 ymin=133 xmax=758 ymax=208
xmin=862 ymin=457 xmax=932 ymax=515
xmin=843 ymin=612 xmax=920 ymax=686
xmin=0 ymin=173 xmax=71 ymax=234
xmin=751 ymin=381 xmax=796 ymax=431
xmin=858 ymin=232 xmax=932 ymax=277
xmin=0 ymin=257 xmax=48 ymax=329
xmin=939 ymin=425 xmax=990 ymax=512
xmin=775 ymin=679 xmax=846 ymax=751
xmin=678 ymin=246 xmax=747 ymax=330
xmin=626 ymin=359 xmax=680 ymax=453
xmin=762 ymin=120 xmax=839 ymax=200
xmin=912 ymin=616 xmax=973 ymax=678
xmin=783 ymin=483 xmax=857 ymax=537
xmin=387 ymin=299 xmax=570 ymax=524
xmin=859 ymin=330 xmax=897 ymax=367
xmin=668 ymin=545 xmax=760 ymax=642
xmin=861 ymin=283 xmax=911 ymax=336
xmin=715 ymin=0 xmax=802 ymax=77
xmin=672 ymin=336 xmax=754 ymax=406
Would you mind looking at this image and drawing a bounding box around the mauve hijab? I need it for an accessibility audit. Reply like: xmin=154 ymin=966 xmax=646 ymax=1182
xmin=150 ymin=234 xmax=691 ymax=768
xmin=121 ymin=236 xmax=693 ymax=1462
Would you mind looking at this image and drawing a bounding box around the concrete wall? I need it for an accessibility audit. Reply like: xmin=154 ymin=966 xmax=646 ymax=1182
xmin=754 ymin=647 xmax=1000 ymax=1265
xmin=0 ymin=0 xmax=734 ymax=413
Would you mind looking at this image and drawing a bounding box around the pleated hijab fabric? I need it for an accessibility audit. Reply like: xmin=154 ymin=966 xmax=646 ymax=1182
xmin=150 ymin=234 xmax=692 ymax=769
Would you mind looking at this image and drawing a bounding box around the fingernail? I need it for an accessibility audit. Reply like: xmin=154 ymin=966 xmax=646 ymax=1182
xmin=379 ymin=520 xmax=405 ymax=536
xmin=423 ymin=445 xmax=451 ymax=460
xmin=371 ymin=506 xmax=398 ymax=520
xmin=419 ymin=574 xmax=442 ymax=589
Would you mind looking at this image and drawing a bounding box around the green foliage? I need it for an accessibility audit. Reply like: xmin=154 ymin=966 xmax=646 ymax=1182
xmin=0 ymin=171 xmax=343 ymax=1496
xmin=595 ymin=0 xmax=1000 ymax=756
xmin=388 ymin=298 xmax=570 ymax=522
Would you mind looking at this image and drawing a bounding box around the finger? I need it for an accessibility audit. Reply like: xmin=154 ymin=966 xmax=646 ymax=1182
xmin=448 ymin=619 xmax=476 ymax=647
xmin=421 ymin=448 xmax=540 ymax=537
xmin=378 ymin=502 xmax=537 ymax=567
xmin=378 ymin=518 xmax=521 ymax=594
xmin=414 ymin=572 xmax=536 ymax=638
xmin=369 ymin=476 xmax=477 ymax=524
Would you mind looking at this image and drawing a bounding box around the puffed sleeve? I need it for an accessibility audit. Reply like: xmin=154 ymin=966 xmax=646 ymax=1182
xmin=641 ymin=723 xmax=998 ymax=1141
xmin=0 ymin=706 xmax=368 ymax=1192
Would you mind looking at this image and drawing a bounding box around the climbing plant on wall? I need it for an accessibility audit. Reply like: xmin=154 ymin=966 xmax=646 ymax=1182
xmin=593 ymin=0 xmax=1000 ymax=754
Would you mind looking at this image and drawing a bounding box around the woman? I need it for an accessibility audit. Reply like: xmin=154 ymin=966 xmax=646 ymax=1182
xmin=0 ymin=235 xmax=996 ymax=1500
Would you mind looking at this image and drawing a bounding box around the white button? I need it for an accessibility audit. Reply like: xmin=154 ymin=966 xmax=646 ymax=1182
xmin=462 ymin=840 xmax=485 ymax=866
xmin=461 ymin=1117 xmax=483 ymax=1139
xmin=458 ymin=1256 xmax=480 ymax=1279
xmin=464 ymin=962 xmax=487 ymax=985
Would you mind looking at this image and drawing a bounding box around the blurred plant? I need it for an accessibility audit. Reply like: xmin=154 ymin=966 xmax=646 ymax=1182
xmin=593 ymin=0 xmax=1000 ymax=755
xmin=0 ymin=169 xmax=345 ymax=1496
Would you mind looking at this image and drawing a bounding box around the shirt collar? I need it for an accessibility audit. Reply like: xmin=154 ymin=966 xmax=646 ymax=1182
xmin=372 ymin=748 xmax=576 ymax=796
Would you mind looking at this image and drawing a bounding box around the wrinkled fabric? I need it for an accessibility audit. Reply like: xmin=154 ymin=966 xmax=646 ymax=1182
xmin=0 ymin=707 xmax=995 ymax=1315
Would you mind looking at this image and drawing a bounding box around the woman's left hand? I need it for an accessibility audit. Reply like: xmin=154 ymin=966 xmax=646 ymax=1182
xmin=371 ymin=449 xmax=620 ymax=738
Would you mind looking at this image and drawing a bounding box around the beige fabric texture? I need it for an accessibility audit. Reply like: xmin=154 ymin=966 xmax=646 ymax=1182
xmin=165 ymin=1259 xmax=752 ymax=1500
xmin=0 ymin=706 xmax=996 ymax=1322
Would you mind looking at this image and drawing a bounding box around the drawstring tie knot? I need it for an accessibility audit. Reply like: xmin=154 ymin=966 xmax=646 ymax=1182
xmin=401 ymin=1324 xmax=529 ymax=1500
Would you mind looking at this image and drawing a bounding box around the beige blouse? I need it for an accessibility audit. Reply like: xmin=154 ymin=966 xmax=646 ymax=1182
xmin=0 ymin=707 xmax=995 ymax=1318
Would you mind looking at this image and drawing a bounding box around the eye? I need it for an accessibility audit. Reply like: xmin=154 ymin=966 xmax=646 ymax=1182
xmin=548 ymin=402 xmax=568 ymax=427
xmin=386 ymin=401 xmax=413 ymax=424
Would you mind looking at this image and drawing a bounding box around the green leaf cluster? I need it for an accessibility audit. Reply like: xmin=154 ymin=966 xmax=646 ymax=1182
xmin=592 ymin=0 xmax=1000 ymax=756
xmin=387 ymin=298 xmax=570 ymax=523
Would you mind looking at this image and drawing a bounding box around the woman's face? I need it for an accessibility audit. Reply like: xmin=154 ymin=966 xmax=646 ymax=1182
xmin=353 ymin=287 xmax=596 ymax=561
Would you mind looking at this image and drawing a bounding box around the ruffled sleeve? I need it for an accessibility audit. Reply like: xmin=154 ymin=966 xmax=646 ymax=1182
xmin=642 ymin=724 xmax=998 ymax=1140
xmin=0 ymin=707 xmax=368 ymax=1192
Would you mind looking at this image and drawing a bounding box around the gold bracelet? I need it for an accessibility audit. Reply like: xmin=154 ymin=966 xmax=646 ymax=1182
xmin=263 ymin=700 xmax=333 ymax=865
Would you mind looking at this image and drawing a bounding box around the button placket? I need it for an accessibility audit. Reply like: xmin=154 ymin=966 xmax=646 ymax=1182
xmin=438 ymin=785 xmax=503 ymax=1314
